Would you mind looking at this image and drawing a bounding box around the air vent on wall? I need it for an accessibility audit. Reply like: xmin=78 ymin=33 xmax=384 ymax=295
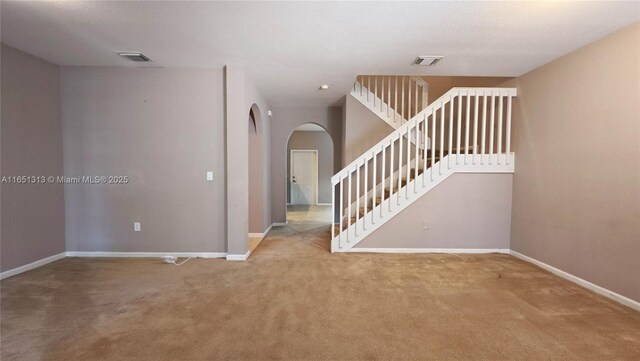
xmin=414 ymin=56 xmax=443 ymax=66
xmin=117 ymin=52 xmax=151 ymax=62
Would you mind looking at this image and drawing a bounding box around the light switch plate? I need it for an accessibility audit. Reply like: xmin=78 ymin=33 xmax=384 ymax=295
xmin=134 ymin=222 xmax=141 ymax=232
xmin=207 ymin=171 xmax=214 ymax=181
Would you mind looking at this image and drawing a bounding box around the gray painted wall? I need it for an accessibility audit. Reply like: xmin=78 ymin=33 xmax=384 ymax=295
xmin=287 ymin=130 xmax=334 ymax=204
xmin=270 ymin=107 xmax=342 ymax=223
xmin=1 ymin=44 xmax=66 ymax=271
xmin=355 ymin=174 xmax=513 ymax=249
xmin=245 ymin=76 xmax=272 ymax=236
xmin=226 ymin=67 xmax=272 ymax=254
xmin=508 ymin=23 xmax=640 ymax=302
xmin=248 ymin=110 xmax=264 ymax=233
xmin=62 ymin=67 xmax=227 ymax=253
xmin=343 ymin=95 xmax=393 ymax=165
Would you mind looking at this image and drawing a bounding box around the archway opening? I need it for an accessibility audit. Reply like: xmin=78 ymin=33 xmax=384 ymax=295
xmin=286 ymin=123 xmax=334 ymax=223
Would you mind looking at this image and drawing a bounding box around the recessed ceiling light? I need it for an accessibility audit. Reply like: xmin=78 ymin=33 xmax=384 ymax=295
xmin=117 ymin=52 xmax=151 ymax=62
xmin=319 ymin=84 xmax=329 ymax=90
xmin=414 ymin=56 xmax=443 ymax=66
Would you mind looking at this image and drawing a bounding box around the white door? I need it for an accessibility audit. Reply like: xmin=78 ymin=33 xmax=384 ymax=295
xmin=290 ymin=150 xmax=317 ymax=205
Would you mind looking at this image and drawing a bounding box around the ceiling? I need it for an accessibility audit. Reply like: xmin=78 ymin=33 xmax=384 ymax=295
xmin=2 ymin=1 xmax=638 ymax=107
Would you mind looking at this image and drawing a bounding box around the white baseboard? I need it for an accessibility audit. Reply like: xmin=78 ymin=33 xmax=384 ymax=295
xmin=66 ymin=252 xmax=227 ymax=258
xmin=226 ymin=250 xmax=250 ymax=261
xmin=348 ymin=248 xmax=510 ymax=254
xmin=248 ymin=224 xmax=274 ymax=240
xmin=317 ymin=203 xmax=332 ymax=206
xmin=510 ymin=250 xmax=640 ymax=312
xmin=272 ymin=221 xmax=287 ymax=226
xmin=0 ymin=252 xmax=66 ymax=280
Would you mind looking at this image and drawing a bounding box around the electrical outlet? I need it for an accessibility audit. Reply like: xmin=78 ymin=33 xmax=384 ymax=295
xmin=134 ymin=222 xmax=141 ymax=232
xmin=206 ymin=171 xmax=213 ymax=181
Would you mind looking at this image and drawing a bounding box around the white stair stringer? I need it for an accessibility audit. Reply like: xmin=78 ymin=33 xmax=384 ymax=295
xmin=331 ymin=153 xmax=515 ymax=252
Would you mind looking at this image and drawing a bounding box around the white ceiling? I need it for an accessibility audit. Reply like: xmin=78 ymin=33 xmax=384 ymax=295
xmin=2 ymin=1 xmax=638 ymax=107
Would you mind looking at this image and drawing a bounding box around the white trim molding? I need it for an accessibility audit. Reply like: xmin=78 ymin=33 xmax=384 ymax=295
xmin=248 ymin=224 xmax=273 ymax=240
xmin=316 ymin=203 xmax=332 ymax=206
xmin=0 ymin=252 xmax=66 ymax=280
xmin=66 ymin=252 xmax=227 ymax=258
xmin=226 ymin=251 xmax=250 ymax=261
xmin=510 ymin=250 xmax=640 ymax=312
xmin=272 ymin=222 xmax=288 ymax=227
xmin=348 ymin=248 xmax=509 ymax=254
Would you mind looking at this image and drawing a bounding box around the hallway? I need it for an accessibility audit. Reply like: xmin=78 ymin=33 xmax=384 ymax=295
xmin=2 ymin=219 xmax=640 ymax=360
xmin=286 ymin=204 xmax=332 ymax=223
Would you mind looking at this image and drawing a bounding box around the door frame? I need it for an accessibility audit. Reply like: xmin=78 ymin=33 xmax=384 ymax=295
xmin=290 ymin=149 xmax=318 ymax=205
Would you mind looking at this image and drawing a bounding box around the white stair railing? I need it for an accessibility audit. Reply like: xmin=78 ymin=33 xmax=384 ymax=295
xmin=332 ymin=87 xmax=517 ymax=252
xmin=352 ymin=75 xmax=429 ymax=128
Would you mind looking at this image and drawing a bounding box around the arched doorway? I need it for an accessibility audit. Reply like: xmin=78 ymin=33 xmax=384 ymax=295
xmin=248 ymin=105 xmax=265 ymax=253
xmin=286 ymin=123 xmax=334 ymax=223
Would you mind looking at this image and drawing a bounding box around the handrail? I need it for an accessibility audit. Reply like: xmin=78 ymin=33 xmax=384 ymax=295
xmin=332 ymin=87 xmax=517 ymax=184
xmin=331 ymin=85 xmax=517 ymax=251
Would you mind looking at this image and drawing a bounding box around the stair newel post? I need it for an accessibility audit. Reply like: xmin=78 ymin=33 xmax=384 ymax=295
xmin=465 ymin=92 xmax=470 ymax=165
xmin=339 ymin=176 xmax=344 ymax=246
xmin=498 ymin=91 xmax=504 ymax=165
xmin=448 ymin=95 xmax=454 ymax=169
xmin=506 ymin=94 xmax=512 ymax=165
xmin=423 ymin=113 xmax=428 ymax=187
xmin=481 ymin=91 xmax=488 ymax=165
xmin=456 ymin=90 xmax=462 ymax=165
xmin=397 ymin=127 xmax=403 ymax=205
xmin=331 ymin=179 xmax=336 ymax=245
xmin=431 ymin=104 xmax=437 ymax=181
xmin=439 ymin=104 xmax=445 ymax=175
xmin=489 ymin=93 xmax=495 ymax=165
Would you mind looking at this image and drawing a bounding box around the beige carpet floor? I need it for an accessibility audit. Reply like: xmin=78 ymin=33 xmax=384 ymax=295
xmin=1 ymin=216 xmax=639 ymax=360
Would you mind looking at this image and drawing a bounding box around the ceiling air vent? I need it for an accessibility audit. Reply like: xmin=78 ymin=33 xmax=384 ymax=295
xmin=117 ymin=52 xmax=151 ymax=62
xmin=414 ymin=56 xmax=443 ymax=66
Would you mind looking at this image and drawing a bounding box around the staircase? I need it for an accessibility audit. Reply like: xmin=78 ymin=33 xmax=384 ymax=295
xmin=331 ymin=76 xmax=517 ymax=252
